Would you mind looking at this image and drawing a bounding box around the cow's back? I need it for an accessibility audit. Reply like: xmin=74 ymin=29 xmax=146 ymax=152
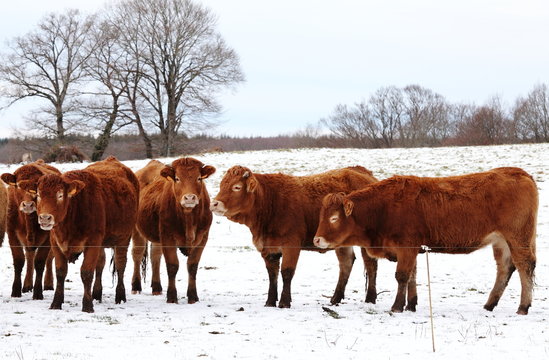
xmin=360 ymin=167 xmax=538 ymax=252
xmin=135 ymin=160 xmax=164 ymax=188
xmin=86 ymin=158 xmax=139 ymax=243
xmin=256 ymin=166 xmax=377 ymax=246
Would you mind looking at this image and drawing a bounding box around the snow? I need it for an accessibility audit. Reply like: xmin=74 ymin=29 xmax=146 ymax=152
xmin=1 ymin=143 xmax=548 ymax=359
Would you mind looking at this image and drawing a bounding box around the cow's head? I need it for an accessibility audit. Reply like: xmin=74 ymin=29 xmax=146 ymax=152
xmin=313 ymin=193 xmax=356 ymax=249
xmin=160 ymin=157 xmax=215 ymax=212
xmin=19 ymin=174 xmax=85 ymax=231
xmin=210 ymin=165 xmax=259 ymax=217
xmin=1 ymin=164 xmax=52 ymax=214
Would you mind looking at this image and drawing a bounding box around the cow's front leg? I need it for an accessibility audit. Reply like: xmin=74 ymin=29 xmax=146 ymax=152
xmin=279 ymin=247 xmax=301 ymax=309
xmin=405 ymin=261 xmax=418 ymax=312
xmin=162 ymin=244 xmax=179 ymax=303
xmin=331 ymin=246 xmax=355 ymax=305
xmin=262 ymin=252 xmax=281 ymax=307
xmin=32 ymin=244 xmax=50 ymax=300
xmin=391 ymin=253 xmax=418 ymax=313
xmin=22 ymin=248 xmax=35 ymax=293
xmin=186 ymin=232 xmax=207 ymax=304
xmin=50 ymin=243 xmax=67 ymax=310
xmin=81 ymin=246 xmax=101 ymax=313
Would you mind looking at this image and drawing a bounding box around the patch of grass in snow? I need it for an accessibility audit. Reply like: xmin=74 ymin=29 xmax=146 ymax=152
xmin=93 ymin=315 xmax=120 ymax=325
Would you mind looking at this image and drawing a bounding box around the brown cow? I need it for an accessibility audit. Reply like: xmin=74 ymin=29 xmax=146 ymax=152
xmin=135 ymin=157 xmax=215 ymax=303
xmin=314 ymin=167 xmax=538 ymax=315
xmin=130 ymin=159 xmax=165 ymax=294
xmin=19 ymin=156 xmax=139 ymax=312
xmin=0 ymin=179 xmax=7 ymax=246
xmin=1 ymin=160 xmax=60 ymax=300
xmin=210 ymin=166 xmax=379 ymax=308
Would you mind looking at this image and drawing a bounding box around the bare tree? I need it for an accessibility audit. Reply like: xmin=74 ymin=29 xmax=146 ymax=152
xmin=513 ymin=83 xmax=549 ymax=142
xmin=0 ymin=9 xmax=96 ymax=142
xmin=110 ymin=0 xmax=245 ymax=156
xmin=321 ymin=102 xmax=379 ymax=148
xmin=368 ymin=86 xmax=404 ymax=147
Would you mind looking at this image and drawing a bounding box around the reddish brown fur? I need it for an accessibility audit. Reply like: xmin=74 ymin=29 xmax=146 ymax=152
xmin=1 ymin=160 xmax=60 ymax=300
xmin=210 ymin=165 xmax=379 ymax=308
xmin=315 ymin=167 xmax=538 ymax=315
xmin=136 ymin=157 xmax=215 ymax=303
xmin=19 ymin=156 xmax=139 ymax=312
xmin=130 ymin=160 xmax=166 ymax=294
xmin=0 ymin=179 xmax=6 ymax=246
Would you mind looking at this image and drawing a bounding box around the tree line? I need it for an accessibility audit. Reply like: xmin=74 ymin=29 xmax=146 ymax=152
xmin=0 ymin=0 xmax=244 ymax=160
xmin=321 ymin=83 xmax=549 ymax=148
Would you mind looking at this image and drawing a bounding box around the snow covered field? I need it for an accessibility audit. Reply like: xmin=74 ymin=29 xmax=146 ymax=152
xmin=0 ymin=143 xmax=548 ymax=359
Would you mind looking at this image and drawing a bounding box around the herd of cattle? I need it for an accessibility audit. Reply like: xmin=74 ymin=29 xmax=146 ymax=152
xmin=0 ymin=156 xmax=539 ymax=315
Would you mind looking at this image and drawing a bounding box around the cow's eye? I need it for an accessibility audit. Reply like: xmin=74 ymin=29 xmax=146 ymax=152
xmin=174 ymin=176 xmax=180 ymax=182
xmin=232 ymin=184 xmax=242 ymax=192
xmin=57 ymin=191 xmax=64 ymax=201
xmin=329 ymin=215 xmax=339 ymax=224
xmin=197 ymin=176 xmax=202 ymax=182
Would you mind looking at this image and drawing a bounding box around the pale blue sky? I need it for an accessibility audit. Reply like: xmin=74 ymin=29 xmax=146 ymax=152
xmin=1 ymin=0 xmax=548 ymax=137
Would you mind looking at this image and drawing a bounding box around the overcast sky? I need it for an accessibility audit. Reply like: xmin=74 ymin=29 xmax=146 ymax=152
xmin=1 ymin=0 xmax=548 ymax=138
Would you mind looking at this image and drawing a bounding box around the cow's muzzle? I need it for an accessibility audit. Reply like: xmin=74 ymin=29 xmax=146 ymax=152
xmin=209 ymin=200 xmax=227 ymax=216
xmin=313 ymin=236 xmax=330 ymax=249
xmin=38 ymin=213 xmax=55 ymax=231
xmin=180 ymin=193 xmax=199 ymax=209
xmin=19 ymin=201 xmax=36 ymax=214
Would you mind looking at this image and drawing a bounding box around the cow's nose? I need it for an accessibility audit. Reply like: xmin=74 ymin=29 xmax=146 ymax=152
xmin=184 ymin=194 xmax=198 ymax=202
xmin=39 ymin=214 xmax=53 ymax=222
xmin=20 ymin=201 xmax=36 ymax=213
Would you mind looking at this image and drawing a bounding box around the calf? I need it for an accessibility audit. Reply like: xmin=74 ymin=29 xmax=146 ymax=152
xmin=135 ymin=157 xmax=215 ymax=303
xmin=1 ymin=160 xmax=59 ymax=300
xmin=314 ymin=167 xmax=538 ymax=315
xmin=210 ymin=166 xmax=379 ymax=308
xmin=19 ymin=156 xmax=139 ymax=312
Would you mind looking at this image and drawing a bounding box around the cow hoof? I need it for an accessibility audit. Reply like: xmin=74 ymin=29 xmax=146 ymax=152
xmin=22 ymin=286 xmax=33 ymax=293
xmin=50 ymin=303 xmax=62 ymax=310
xmin=44 ymin=285 xmax=54 ymax=291
xmin=391 ymin=306 xmax=404 ymax=313
xmin=33 ymin=293 xmax=44 ymax=301
xmin=278 ymin=302 xmax=291 ymax=309
xmin=517 ymin=305 xmax=530 ymax=315
xmin=330 ymin=294 xmax=344 ymax=305
xmin=131 ymin=290 xmax=141 ymax=295
xmin=152 ymin=291 xmax=162 ymax=296
xmin=483 ymin=303 xmax=496 ymax=312
xmin=405 ymin=304 xmax=417 ymax=312
xmin=365 ymin=293 xmax=377 ymax=304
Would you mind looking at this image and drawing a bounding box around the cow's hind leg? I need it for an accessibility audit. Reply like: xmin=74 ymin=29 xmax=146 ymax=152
xmin=92 ymin=249 xmax=105 ymax=302
xmin=150 ymin=242 xmax=163 ymax=295
xmin=331 ymin=246 xmax=355 ymax=305
xmin=484 ymin=238 xmax=515 ymax=312
xmin=279 ymin=247 xmax=301 ymax=308
xmin=262 ymin=252 xmax=281 ymax=307
xmin=361 ymin=247 xmax=378 ymax=304
xmin=131 ymin=229 xmax=147 ymax=294
xmin=114 ymin=242 xmax=129 ymax=304
xmin=508 ymin=232 xmax=536 ymax=315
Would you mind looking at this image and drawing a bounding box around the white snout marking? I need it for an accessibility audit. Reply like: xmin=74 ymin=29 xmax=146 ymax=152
xmin=210 ymin=200 xmax=227 ymax=216
xmin=313 ymin=236 xmax=329 ymax=249
xmin=180 ymin=193 xmax=199 ymax=208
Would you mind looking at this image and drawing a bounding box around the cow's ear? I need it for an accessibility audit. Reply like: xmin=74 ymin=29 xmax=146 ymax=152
xmin=160 ymin=166 xmax=175 ymax=181
xmin=200 ymin=165 xmax=216 ymax=179
xmin=1 ymin=173 xmax=17 ymax=187
xmin=17 ymin=180 xmax=37 ymax=194
xmin=246 ymin=176 xmax=258 ymax=193
xmin=343 ymin=199 xmax=354 ymax=217
xmin=67 ymin=180 xmax=86 ymax=197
